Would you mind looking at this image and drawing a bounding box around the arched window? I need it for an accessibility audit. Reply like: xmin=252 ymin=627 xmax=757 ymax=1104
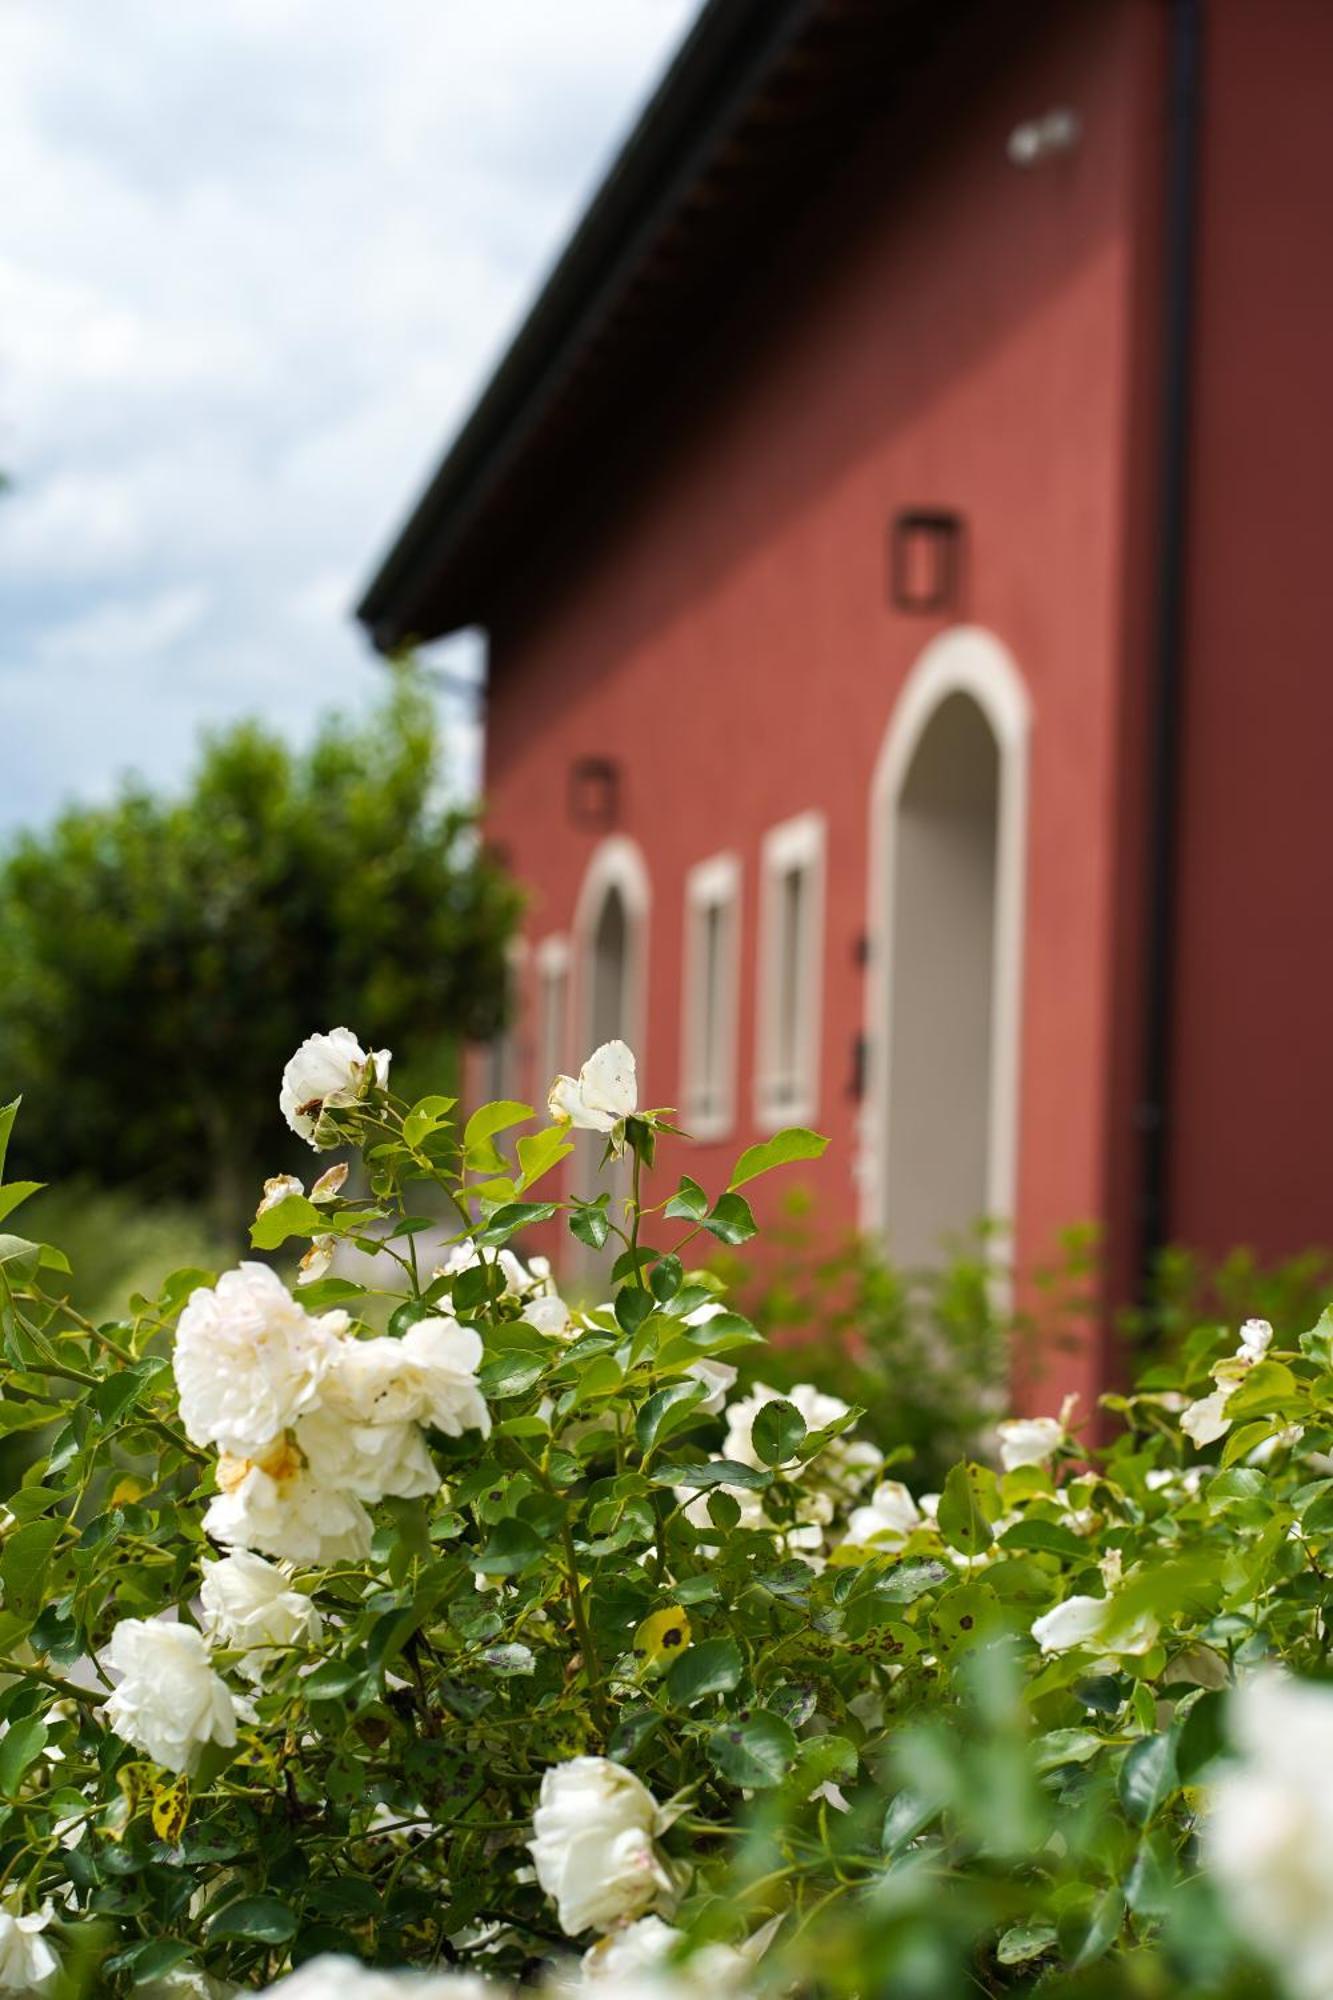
xmin=863 ymin=628 xmax=1029 ymax=1270
xmin=569 ymin=839 xmax=651 ymax=1276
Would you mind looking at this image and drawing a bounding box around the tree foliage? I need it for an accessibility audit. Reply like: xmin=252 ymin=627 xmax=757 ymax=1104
xmin=0 ymin=676 xmax=520 ymax=1219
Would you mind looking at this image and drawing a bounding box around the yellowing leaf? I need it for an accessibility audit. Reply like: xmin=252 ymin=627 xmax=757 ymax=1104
xmin=111 ymin=1477 xmax=146 ymax=1506
xmin=151 ymin=1774 xmax=191 ymax=1844
xmin=633 ymin=1605 xmax=692 ymax=1674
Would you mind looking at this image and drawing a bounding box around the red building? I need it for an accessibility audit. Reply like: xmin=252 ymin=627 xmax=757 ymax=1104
xmin=359 ymin=0 xmax=1333 ymax=1407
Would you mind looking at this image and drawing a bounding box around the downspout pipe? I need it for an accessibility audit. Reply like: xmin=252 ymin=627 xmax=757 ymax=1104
xmin=1138 ymin=0 xmax=1203 ymax=1293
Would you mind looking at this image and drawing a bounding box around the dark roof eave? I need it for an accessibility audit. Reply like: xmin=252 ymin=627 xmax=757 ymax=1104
xmin=354 ymin=0 xmax=817 ymax=650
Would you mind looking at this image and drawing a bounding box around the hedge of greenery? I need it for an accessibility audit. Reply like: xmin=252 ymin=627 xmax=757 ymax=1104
xmin=0 ymin=1033 xmax=1327 ymax=1998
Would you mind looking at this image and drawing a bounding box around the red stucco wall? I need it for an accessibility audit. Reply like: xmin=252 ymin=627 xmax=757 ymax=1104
xmin=479 ymin=2 xmax=1163 ymax=1409
xmin=1168 ymin=0 xmax=1333 ymax=1263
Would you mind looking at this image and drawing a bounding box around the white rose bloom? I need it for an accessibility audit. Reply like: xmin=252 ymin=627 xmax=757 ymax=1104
xmin=139 ymin=1970 xmax=239 ymax=1999
xmin=524 ymin=1293 xmax=574 ymax=1339
xmin=0 ymin=1898 xmax=58 ymax=1994
xmin=846 ymin=1480 xmax=923 ymax=1547
xmin=996 ymin=1415 xmax=1064 ymax=1471
xmin=280 ymin=1027 xmax=391 ymax=1149
xmin=581 ymin=1915 xmax=761 ymax=1994
xmin=1031 ymin=1593 xmax=1159 ymax=1658
xmin=548 ymin=1040 xmax=637 ymax=1135
xmin=722 ymin=1381 xmax=875 ymax=1498
xmin=256 ymin=1174 xmax=303 ymax=1219
xmin=199 ymin=1550 xmax=322 ymax=1680
xmin=1238 ymin=1316 xmax=1274 ymax=1363
xmin=296 ymin=1407 xmax=439 ymax=1503
xmin=438 ymin=1238 xmax=539 ymax=1299
xmin=687 ymin=1357 xmax=737 ymax=1416
xmin=1204 ymin=1672 xmax=1333 ymax=2000
xmin=204 ymin=1446 xmax=373 ymax=1566
xmin=257 ymin=1959 xmax=496 ymax=1998
xmin=1181 ymin=1386 xmax=1234 ymax=1448
xmin=321 ymin=1318 xmax=491 ymax=1440
xmin=173 ymin=1263 xmax=340 ymax=1457
xmin=529 ymin=1756 xmax=673 ymax=1936
xmin=99 ymin=1619 xmax=240 ymax=1775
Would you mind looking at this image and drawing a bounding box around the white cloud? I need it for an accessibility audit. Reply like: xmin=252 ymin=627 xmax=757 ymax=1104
xmin=0 ymin=0 xmax=699 ymax=834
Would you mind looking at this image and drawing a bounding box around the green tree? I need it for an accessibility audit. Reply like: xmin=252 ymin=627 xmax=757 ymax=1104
xmin=0 ymin=673 xmax=520 ymax=1222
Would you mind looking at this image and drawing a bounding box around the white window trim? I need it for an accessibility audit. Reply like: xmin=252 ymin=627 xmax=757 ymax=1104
xmin=572 ymin=835 xmax=651 ymax=1070
xmin=754 ymin=810 xmax=826 ymax=1131
xmin=534 ymin=933 xmax=571 ymax=1098
xmin=860 ymin=625 xmax=1030 ymax=1258
xmin=680 ymin=851 xmax=742 ymax=1142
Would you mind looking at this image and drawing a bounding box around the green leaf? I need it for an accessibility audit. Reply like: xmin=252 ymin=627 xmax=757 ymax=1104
xmin=654 ymin=1459 xmax=771 ymax=1492
xmin=516 ymin=1124 xmax=574 ymax=1190
xmin=207 ymin=1895 xmax=298 ymax=1944
xmin=0 ymin=1236 xmax=40 ymax=1281
xmin=402 ymin=1095 xmax=456 ymax=1149
xmin=727 ymin=1127 xmax=827 ymax=1189
xmin=1 ymin=1519 xmax=64 ymax=1617
xmin=702 ymin=1192 xmax=757 ymax=1246
xmin=0 ymin=1100 xmax=18 ymax=1182
xmin=999 ymin=1518 xmax=1089 ymax=1560
xmin=569 ymin=1200 xmax=610 ymax=1251
xmin=1224 ymin=1359 xmax=1298 ymax=1419
xmin=882 ymin=1789 xmax=937 ymax=1855
xmin=751 ymin=1398 xmax=807 ymax=1467
xmin=473 ymin=1519 xmax=546 ymax=1575
xmin=666 ymin=1637 xmax=743 ymax=1706
xmin=663 ymin=1176 xmax=709 ymax=1222
xmin=1220 ymin=1419 xmax=1278 ymax=1468
xmin=474 ymin=1202 xmax=558 ymax=1246
xmin=650 ymin=1255 xmax=683 ymax=1303
xmin=463 ymin=1101 xmax=534 ymax=1157
xmin=0 ymin=1716 xmax=47 ymax=1796
xmin=1118 ymin=1731 xmax=1177 ymax=1826
xmin=249 ymin=1193 xmax=324 ymax=1250
xmin=872 ymin=1559 xmax=951 ymax=1604
xmin=1033 ymin=1728 xmax=1104 ymax=1773
xmin=477 ymin=1351 xmax=546 ymax=1400
xmin=0 ymin=1183 xmax=42 ymax=1226
xmin=303 ymin=1659 xmax=367 ymax=1702
xmin=707 ymin=1709 xmax=796 ymax=1789
xmin=997 ymin=1923 xmax=1058 ymax=1967
xmin=636 ymin=1381 xmax=706 ymax=1452
xmin=937 ymin=1462 xmax=998 ymax=1556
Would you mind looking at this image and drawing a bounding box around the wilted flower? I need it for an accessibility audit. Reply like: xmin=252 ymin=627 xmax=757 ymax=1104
xmin=548 ymin=1040 xmax=637 ymax=1136
xmin=1181 ymin=1387 xmax=1233 ymax=1448
xmin=203 ymin=1444 xmax=373 ymax=1566
xmin=996 ymin=1415 xmax=1064 ymax=1472
xmin=280 ymin=1028 xmax=391 ymax=1149
xmin=256 ymin=1174 xmax=303 ymax=1219
xmin=1204 ymin=1671 xmax=1333 ymax=2000
xmin=199 ymin=1549 xmax=323 ymax=1680
xmin=297 ymin=1235 xmax=336 ymax=1287
xmin=99 ymin=1618 xmax=240 ymax=1775
xmin=173 ymin=1263 xmax=341 ymax=1457
xmin=0 ymin=1897 xmax=58 ymax=1994
xmin=845 ymin=1480 xmax=923 ymax=1548
xmin=311 ymin=1161 xmax=349 ymax=1203
xmin=529 ymin=1756 xmax=674 ymax=1936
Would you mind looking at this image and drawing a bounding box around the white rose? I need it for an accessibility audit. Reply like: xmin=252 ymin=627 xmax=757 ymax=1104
xmin=1204 ymin=1672 xmax=1333 ymax=2000
xmin=1181 ymin=1386 xmax=1233 ymax=1448
xmin=548 ymin=1040 xmax=637 ymax=1135
xmin=687 ymin=1357 xmax=737 ymax=1416
xmin=1031 ymin=1593 xmax=1160 ymax=1658
xmin=257 ymin=1958 xmax=496 ymax=1998
xmin=99 ymin=1619 xmax=240 ymax=1775
xmin=0 ymin=1898 xmax=58 ymax=1994
xmin=438 ymin=1239 xmax=535 ymax=1298
xmin=203 ymin=1445 xmax=372 ymax=1566
xmin=173 ymin=1263 xmax=340 ymax=1457
xmin=321 ymin=1318 xmax=491 ymax=1440
xmin=1238 ymin=1317 xmax=1274 ymax=1363
xmin=845 ymin=1480 xmax=923 ymax=1548
xmin=529 ymin=1756 xmax=673 ymax=1936
xmin=280 ymin=1028 xmax=391 ymax=1149
xmin=296 ymin=1408 xmax=439 ymax=1503
xmin=995 ymin=1415 xmax=1064 ymax=1471
xmin=139 ymin=1970 xmax=239 ymax=1999
xmin=199 ymin=1550 xmax=322 ymax=1680
xmin=524 ymin=1294 xmax=574 ymax=1340
xmin=581 ymin=1915 xmax=759 ymax=1994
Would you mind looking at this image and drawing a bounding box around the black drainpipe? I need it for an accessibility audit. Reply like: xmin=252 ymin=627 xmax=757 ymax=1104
xmin=1138 ymin=0 xmax=1203 ymax=1295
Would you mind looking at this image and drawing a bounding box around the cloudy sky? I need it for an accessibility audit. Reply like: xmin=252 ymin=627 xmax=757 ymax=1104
xmin=0 ymin=0 xmax=699 ymax=836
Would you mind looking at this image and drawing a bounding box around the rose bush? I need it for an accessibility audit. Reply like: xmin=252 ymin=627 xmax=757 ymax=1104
xmin=0 ymin=1036 xmax=1331 ymax=1996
